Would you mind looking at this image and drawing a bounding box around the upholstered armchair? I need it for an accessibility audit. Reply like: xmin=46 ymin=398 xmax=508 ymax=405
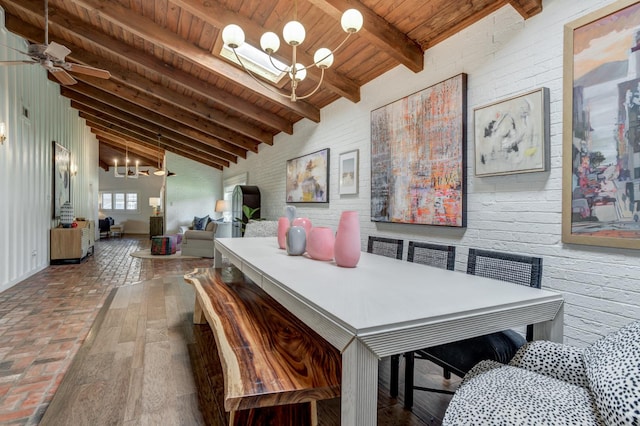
xmin=181 ymin=220 xmax=218 ymax=258
xmin=443 ymin=320 xmax=640 ymax=425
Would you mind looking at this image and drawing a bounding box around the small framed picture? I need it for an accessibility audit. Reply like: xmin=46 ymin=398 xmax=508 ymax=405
xmin=339 ymin=150 xmax=358 ymax=195
xmin=285 ymin=148 xmax=330 ymax=203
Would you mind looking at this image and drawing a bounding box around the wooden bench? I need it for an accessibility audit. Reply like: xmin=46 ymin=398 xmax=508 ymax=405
xmin=184 ymin=266 xmax=341 ymax=426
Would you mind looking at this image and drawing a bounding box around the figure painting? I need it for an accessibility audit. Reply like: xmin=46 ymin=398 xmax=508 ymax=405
xmin=53 ymin=142 xmax=70 ymax=219
xmin=371 ymin=74 xmax=467 ymax=227
xmin=474 ymin=88 xmax=549 ymax=177
xmin=563 ymin=0 xmax=640 ymax=249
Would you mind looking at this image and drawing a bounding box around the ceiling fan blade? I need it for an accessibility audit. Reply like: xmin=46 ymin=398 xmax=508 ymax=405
xmin=0 ymin=60 xmax=36 ymax=65
xmin=49 ymin=68 xmax=77 ymax=85
xmin=0 ymin=42 xmax=31 ymax=58
xmin=65 ymin=63 xmax=111 ymax=79
xmin=44 ymin=41 xmax=71 ymax=61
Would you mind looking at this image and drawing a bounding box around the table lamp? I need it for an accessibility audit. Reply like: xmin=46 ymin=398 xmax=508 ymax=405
xmin=215 ymin=200 xmax=230 ymax=221
xmin=149 ymin=197 xmax=161 ymax=216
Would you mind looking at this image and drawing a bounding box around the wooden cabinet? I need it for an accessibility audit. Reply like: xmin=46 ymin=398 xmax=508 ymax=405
xmin=150 ymin=216 xmax=164 ymax=237
xmin=50 ymin=220 xmax=95 ymax=264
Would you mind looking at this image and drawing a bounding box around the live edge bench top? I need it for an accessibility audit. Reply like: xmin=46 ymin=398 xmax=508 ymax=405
xmin=184 ymin=266 xmax=342 ymax=413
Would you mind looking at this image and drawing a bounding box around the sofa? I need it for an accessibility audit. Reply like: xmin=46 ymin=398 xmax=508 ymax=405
xmin=443 ymin=320 xmax=640 ymax=425
xmin=243 ymin=220 xmax=278 ymax=237
xmin=181 ymin=220 xmax=217 ymax=258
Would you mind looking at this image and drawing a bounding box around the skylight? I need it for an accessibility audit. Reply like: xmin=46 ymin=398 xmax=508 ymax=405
xmin=220 ymin=42 xmax=287 ymax=84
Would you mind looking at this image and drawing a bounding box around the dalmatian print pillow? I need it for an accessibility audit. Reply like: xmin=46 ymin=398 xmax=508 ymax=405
xmin=509 ymin=340 xmax=589 ymax=388
xmin=443 ymin=360 xmax=600 ymax=425
xmin=584 ymin=320 xmax=640 ymax=425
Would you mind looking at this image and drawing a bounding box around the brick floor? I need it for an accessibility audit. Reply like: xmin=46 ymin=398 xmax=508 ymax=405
xmin=0 ymin=236 xmax=212 ymax=425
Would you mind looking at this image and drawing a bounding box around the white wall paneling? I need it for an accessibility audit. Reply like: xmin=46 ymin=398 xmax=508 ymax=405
xmin=0 ymin=8 xmax=99 ymax=292
xmin=222 ymin=0 xmax=640 ymax=347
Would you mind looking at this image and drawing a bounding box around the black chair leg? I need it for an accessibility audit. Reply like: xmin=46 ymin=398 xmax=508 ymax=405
xmin=444 ymin=367 xmax=451 ymax=380
xmin=390 ymin=355 xmax=399 ymax=397
xmin=404 ymin=351 xmax=415 ymax=409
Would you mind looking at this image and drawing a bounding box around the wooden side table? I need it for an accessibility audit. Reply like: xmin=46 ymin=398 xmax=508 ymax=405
xmin=150 ymin=216 xmax=164 ymax=238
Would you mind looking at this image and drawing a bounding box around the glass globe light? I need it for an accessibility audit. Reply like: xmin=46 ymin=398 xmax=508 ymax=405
xmin=222 ymin=24 xmax=245 ymax=49
xmin=341 ymin=9 xmax=363 ymax=33
xmin=283 ymin=21 xmax=305 ymax=46
xmin=260 ymin=32 xmax=280 ymax=54
xmin=289 ymin=63 xmax=307 ymax=82
xmin=314 ymin=48 xmax=334 ymax=68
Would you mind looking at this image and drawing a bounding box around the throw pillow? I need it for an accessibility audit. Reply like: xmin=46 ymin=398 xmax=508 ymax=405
xmin=583 ymin=320 xmax=640 ymax=425
xmin=193 ymin=215 xmax=210 ymax=231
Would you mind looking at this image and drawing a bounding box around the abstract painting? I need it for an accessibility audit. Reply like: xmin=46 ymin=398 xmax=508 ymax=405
xmin=371 ymin=74 xmax=467 ymax=227
xmin=286 ymin=148 xmax=329 ymax=203
xmin=53 ymin=141 xmax=70 ymax=219
xmin=562 ymin=0 xmax=640 ymax=249
xmin=339 ymin=150 xmax=359 ymax=195
xmin=474 ymin=88 xmax=550 ymax=177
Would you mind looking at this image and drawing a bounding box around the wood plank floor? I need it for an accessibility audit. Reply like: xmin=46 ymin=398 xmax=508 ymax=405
xmin=1 ymin=236 xmax=460 ymax=425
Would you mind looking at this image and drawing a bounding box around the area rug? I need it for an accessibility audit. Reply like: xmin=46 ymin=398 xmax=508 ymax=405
xmin=130 ymin=249 xmax=201 ymax=259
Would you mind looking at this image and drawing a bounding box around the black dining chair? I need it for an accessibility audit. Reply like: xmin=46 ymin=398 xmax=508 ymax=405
xmin=367 ymin=236 xmax=403 ymax=260
xmin=389 ymin=242 xmax=457 ymax=398
xmin=402 ymin=248 xmax=543 ymax=409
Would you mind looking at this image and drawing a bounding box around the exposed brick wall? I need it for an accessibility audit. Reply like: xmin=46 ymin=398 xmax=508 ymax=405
xmin=224 ymin=0 xmax=640 ymax=346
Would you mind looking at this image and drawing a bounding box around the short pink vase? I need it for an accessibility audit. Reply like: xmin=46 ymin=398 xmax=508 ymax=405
xmin=277 ymin=217 xmax=289 ymax=249
xmin=334 ymin=211 xmax=361 ymax=268
xmin=306 ymin=227 xmax=335 ymax=261
xmin=292 ymin=217 xmax=312 ymax=237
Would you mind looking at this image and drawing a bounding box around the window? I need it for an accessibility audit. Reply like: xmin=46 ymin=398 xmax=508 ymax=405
xmin=220 ymin=43 xmax=287 ymax=84
xmin=100 ymin=192 xmax=139 ymax=212
xmin=101 ymin=193 xmax=112 ymax=210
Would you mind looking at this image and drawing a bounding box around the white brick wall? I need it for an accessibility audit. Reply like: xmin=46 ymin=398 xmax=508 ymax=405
xmin=224 ymin=0 xmax=640 ymax=346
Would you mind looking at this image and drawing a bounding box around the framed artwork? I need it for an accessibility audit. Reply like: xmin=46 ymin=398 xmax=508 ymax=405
xmin=53 ymin=141 xmax=71 ymax=218
xmin=474 ymin=88 xmax=550 ymax=177
xmin=285 ymin=148 xmax=329 ymax=203
xmin=371 ymin=73 xmax=467 ymax=227
xmin=562 ymin=0 xmax=640 ymax=249
xmin=339 ymin=150 xmax=359 ymax=195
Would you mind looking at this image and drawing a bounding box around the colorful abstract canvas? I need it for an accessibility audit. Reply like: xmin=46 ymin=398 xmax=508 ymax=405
xmin=562 ymin=0 xmax=640 ymax=249
xmin=371 ymin=74 xmax=467 ymax=227
xmin=285 ymin=149 xmax=329 ymax=203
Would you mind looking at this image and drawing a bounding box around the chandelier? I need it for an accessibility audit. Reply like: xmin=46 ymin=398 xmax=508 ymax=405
xmin=114 ymin=142 xmax=139 ymax=178
xmin=221 ymin=2 xmax=363 ymax=102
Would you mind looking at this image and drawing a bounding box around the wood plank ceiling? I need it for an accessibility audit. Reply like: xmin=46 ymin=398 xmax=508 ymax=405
xmin=0 ymin=0 xmax=542 ymax=172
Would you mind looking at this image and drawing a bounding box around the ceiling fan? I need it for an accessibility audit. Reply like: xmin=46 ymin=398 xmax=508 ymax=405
xmin=0 ymin=0 xmax=111 ymax=85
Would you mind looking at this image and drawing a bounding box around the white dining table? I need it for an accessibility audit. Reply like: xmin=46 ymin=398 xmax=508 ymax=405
xmin=213 ymin=237 xmax=564 ymax=426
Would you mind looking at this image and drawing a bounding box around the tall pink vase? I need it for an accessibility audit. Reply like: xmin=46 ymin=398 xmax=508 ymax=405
xmin=277 ymin=217 xmax=289 ymax=249
xmin=334 ymin=211 xmax=361 ymax=268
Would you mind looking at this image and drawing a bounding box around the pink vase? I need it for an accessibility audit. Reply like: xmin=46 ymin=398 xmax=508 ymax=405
xmin=292 ymin=217 xmax=312 ymax=238
xmin=277 ymin=217 xmax=289 ymax=249
xmin=306 ymin=227 xmax=335 ymax=261
xmin=334 ymin=211 xmax=361 ymax=268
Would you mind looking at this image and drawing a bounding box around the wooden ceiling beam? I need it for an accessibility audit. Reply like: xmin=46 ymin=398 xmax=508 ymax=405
xmin=64 ymin=41 xmax=272 ymax=145
xmin=72 ymin=73 xmax=261 ymax=153
xmin=170 ymin=0 xmax=360 ymax=103
xmin=95 ymin=132 xmax=223 ymax=172
xmin=68 ymin=0 xmax=321 ymax=122
xmin=60 ymin=81 xmax=243 ymax=160
xmin=67 ymin=96 xmax=238 ymax=164
xmin=507 ymin=0 xmax=543 ymax=19
xmin=90 ymin=126 xmax=226 ymax=170
xmin=2 ymin=3 xmax=293 ymax=135
xmin=76 ymin=106 xmax=233 ymax=166
xmin=308 ymin=0 xmax=424 ymax=73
